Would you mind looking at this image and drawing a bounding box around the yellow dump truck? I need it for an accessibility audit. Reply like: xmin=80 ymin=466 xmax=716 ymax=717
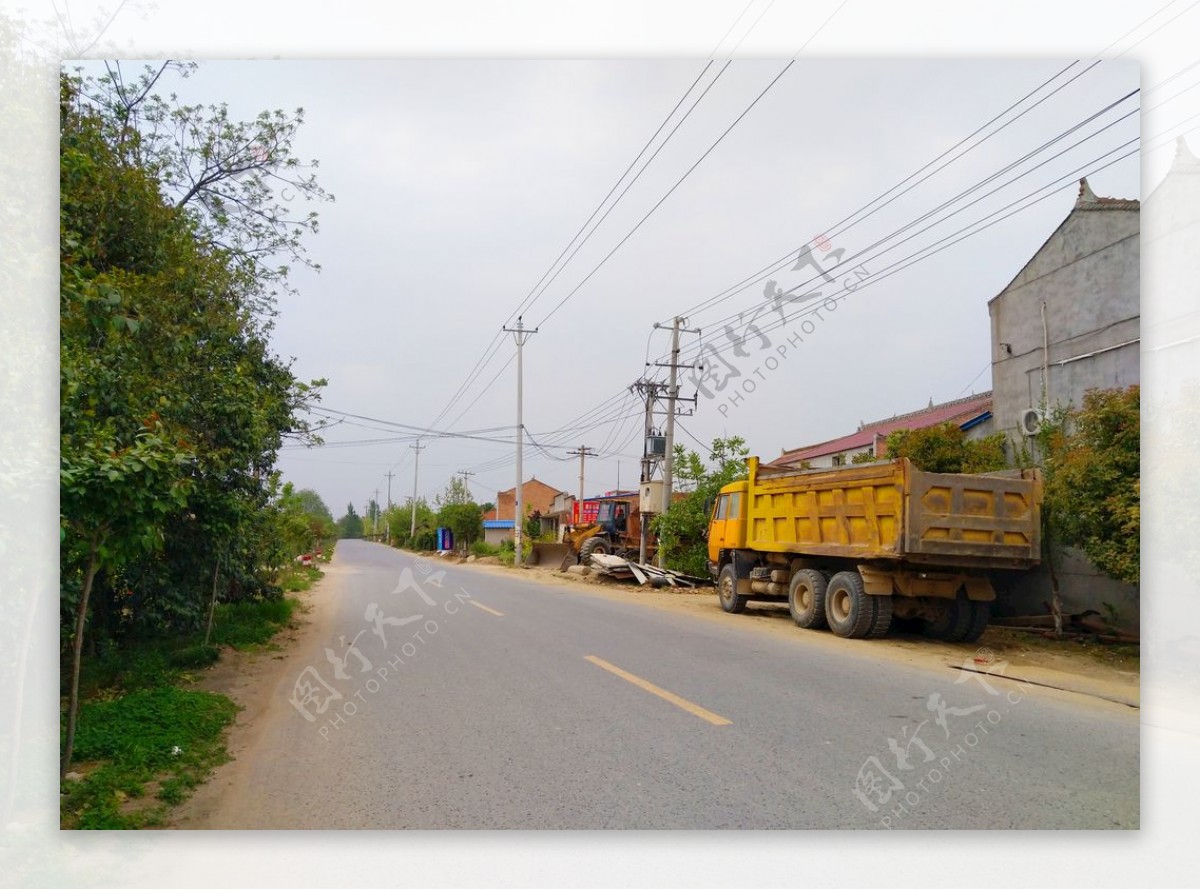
xmin=707 ymin=457 xmax=1042 ymax=641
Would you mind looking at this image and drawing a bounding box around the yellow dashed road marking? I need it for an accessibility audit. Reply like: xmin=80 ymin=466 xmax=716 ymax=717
xmin=469 ymin=601 xmax=504 ymax=617
xmin=584 ymin=655 xmax=732 ymax=726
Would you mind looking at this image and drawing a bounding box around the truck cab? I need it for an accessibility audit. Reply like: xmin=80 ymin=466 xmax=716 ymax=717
xmin=706 ymin=480 xmax=748 ymax=571
xmin=595 ymin=499 xmax=633 ymax=536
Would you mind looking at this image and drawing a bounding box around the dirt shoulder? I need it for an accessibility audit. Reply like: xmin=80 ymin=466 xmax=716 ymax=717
xmin=445 ymin=553 xmax=1140 ymax=710
xmin=167 ymin=565 xmax=345 ymax=828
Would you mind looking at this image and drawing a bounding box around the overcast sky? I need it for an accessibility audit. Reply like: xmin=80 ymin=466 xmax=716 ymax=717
xmin=73 ymin=56 xmax=1143 ymax=516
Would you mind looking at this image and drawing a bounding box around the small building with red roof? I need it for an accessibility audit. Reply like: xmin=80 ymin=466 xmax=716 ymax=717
xmin=771 ymin=391 xmax=993 ymax=470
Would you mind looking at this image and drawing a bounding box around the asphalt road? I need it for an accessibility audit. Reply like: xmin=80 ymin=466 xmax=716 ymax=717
xmin=194 ymin=540 xmax=1139 ymax=829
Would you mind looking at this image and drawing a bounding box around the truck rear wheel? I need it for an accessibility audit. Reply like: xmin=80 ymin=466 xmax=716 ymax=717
xmin=825 ymin=571 xmax=877 ymax=639
xmin=717 ymin=564 xmax=747 ymax=614
xmin=923 ymin=598 xmax=960 ymax=640
xmin=960 ymin=600 xmax=990 ymax=643
xmin=925 ymin=598 xmax=989 ymax=642
xmin=788 ymin=569 xmax=828 ymax=629
xmin=867 ymin=593 xmax=893 ymax=638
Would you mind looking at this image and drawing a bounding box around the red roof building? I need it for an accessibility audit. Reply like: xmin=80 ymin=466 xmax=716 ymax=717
xmin=772 ymin=391 xmax=994 ymax=469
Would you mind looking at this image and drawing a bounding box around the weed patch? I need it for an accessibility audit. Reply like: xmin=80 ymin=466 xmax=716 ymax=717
xmin=61 ymin=688 xmax=237 ymax=829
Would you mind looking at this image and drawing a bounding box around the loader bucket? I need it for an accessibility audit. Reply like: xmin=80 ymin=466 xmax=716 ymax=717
xmin=529 ymin=542 xmax=574 ymax=569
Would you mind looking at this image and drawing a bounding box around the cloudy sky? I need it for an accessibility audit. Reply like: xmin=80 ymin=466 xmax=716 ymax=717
xmin=88 ymin=55 xmax=1142 ymax=517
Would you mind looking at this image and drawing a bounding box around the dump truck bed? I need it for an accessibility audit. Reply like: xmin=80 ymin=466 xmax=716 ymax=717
xmin=745 ymin=457 xmax=1041 ymax=569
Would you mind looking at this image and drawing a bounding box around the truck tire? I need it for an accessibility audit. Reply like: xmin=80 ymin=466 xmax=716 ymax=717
xmin=788 ymin=569 xmax=828 ymax=629
xmin=960 ymin=600 xmax=990 ymax=643
xmin=578 ymin=536 xmax=609 ymax=566
xmin=717 ymin=564 xmax=748 ymax=614
xmin=923 ymin=597 xmax=970 ymax=641
xmin=867 ymin=593 xmax=893 ymax=639
xmin=825 ymin=571 xmax=875 ymax=639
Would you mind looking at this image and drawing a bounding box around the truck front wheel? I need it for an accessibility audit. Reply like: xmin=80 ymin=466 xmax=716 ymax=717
xmin=717 ymin=564 xmax=747 ymax=614
xmin=788 ymin=569 xmax=828 ymax=629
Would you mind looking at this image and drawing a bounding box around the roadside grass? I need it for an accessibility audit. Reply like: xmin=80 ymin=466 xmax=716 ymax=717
xmin=279 ymin=562 xmax=324 ymax=594
xmin=62 ymin=592 xmax=304 ymax=829
xmin=61 ymin=687 xmax=237 ymax=829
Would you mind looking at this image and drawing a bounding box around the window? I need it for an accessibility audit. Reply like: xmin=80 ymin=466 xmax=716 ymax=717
xmin=832 ymin=454 xmax=845 ymax=467
xmin=714 ymin=495 xmax=728 ymax=520
xmin=728 ymin=492 xmax=741 ymax=519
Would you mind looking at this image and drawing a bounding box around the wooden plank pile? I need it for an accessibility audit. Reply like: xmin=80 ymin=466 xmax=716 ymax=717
xmin=989 ymin=611 xmax=1139 ymax=644
xmin=586 ymin=553 xmax=709 ymax=588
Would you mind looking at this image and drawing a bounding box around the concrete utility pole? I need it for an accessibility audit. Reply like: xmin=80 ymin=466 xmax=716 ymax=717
xmin=502 ymin=316 xmax=538 ymax=566
xmin=457 ymin=470 xmax=475 ymax=498
xmin=373 ymin=489 xmax=381 ymax=536
xmin=631 ymin=379 xmax=665 ymax=564
xmin=650 ymin=317 xmax=701 ymax=567
xmin=409 ymin=440 xmax=424 ymax=540
xmin=567 ymin=445 xmax=597 ymax=528
xmin=383 ymin=473 xmax=393 ymax=543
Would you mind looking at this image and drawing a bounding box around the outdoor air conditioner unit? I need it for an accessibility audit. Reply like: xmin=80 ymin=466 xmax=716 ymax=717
xmin=1018 ymin=407 xmax=1044 ymax=437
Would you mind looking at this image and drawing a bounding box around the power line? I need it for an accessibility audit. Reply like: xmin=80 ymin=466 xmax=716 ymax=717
xmin=666 ymin=60 xmax=1098 ymax=326
xmin=684 ymin=141 xmax=1139 ymax=368
xmin=421 ymin=7 xmax=850 ymax=434
xmin=423 ymin=60 xmax=726 ymax=434
xmin=534 ymin=59 xmax=798 ymax=331
xmin=665 ymin=89 xmax=1139 ymax=365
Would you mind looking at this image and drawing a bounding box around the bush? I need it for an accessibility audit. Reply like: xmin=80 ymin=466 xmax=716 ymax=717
xmin=470 ymin=540 xmax=500 ymax=557
xmin=1039 ymin=386 xmax=1139 ymax=583
xmin=167 ymin=644 xmax=220 ymax=669
xmin=885 ymin=423 xmax=1007 ymax=474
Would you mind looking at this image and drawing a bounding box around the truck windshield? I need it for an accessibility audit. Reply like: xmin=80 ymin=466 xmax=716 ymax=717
xmin=596 ymin=502 xmax=614 ymax=522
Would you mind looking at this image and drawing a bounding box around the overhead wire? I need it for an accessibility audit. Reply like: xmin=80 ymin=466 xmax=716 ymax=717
xmin=664 ymin=60 xmax=1098 ymax=327
xmin=533 ymin=59 xmax=798 ymax=331
xmin=661 ymin=87 xmax=1140 ymax=367
xmin=684 ymin=140 xmax=1139 ymax=368
xmin=422 ymin=60 xmax=725 ymax=435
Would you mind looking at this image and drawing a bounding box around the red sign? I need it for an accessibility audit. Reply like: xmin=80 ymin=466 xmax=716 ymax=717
xmin=572 ymin=500 xmax=599 ymax=525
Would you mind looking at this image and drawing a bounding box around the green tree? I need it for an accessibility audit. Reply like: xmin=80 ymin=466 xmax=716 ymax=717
xmin=59 ymin=421 xmax=195 ymax=777
xmin=337 ymin=504 xmax=364 ymax=539
xmin=364 ymin=498 xmax=381 ymax=536
xmin=653 ymin=436 xmax=749 ymax=575
xmin=385 ymin=498 xmax=436 ymax=549
xmin=60 ymin=64 xmax=327 ymax=625
xmin=884 ymin=423 xmax=1007 ymax=474
xmin=435 ymin=478 xmax=483 ymax=549
xmin=1039 ymin=386 xmax=1139 ymax=583
xmin=78 ymin=61 xmax=333 ymax=310
xmin=277 ymin=483 xmax=335 ymax=555
xmin=59 ymin=66 xmax=328 ymax=775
